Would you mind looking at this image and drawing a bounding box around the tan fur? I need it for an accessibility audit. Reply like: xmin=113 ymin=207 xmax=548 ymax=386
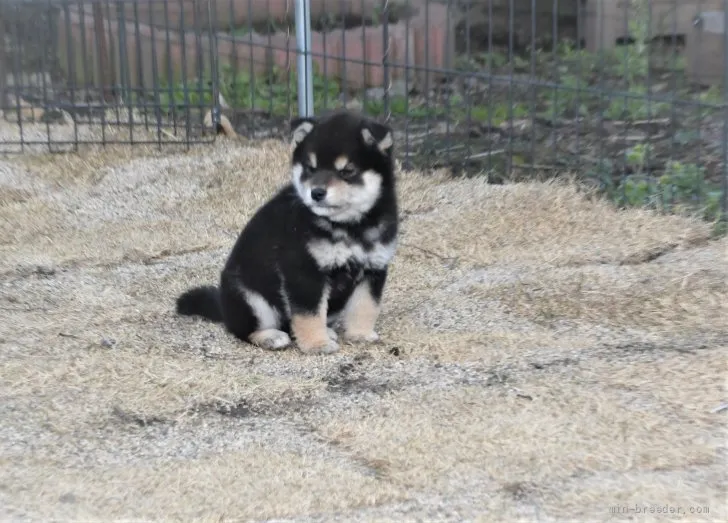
xmin=324 ymin=177 xmax=348 ymax=204
xmin=291 ymin=315 xmax=329 ymax=352
xmin=361 ymin=128 xmax=393 ymax=153
xmin=291 ymin=286 xmax=338 ymax=354
xmin=334 ymin=155 xmax=349 ymax=170
xmin=342 ymin=281 xmax=380 ymax=341
xmin=328 ymin=178 xmax=348 ymax=191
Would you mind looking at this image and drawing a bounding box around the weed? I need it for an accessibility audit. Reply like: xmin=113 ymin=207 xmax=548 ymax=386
xmin=539 ymin=74 xmax=591 ymax=120
xmin=364 ymin=96 xmax=441 ymax=119
xmin=155 ymin=80 xmax=215 ymax=113
xmin=469 ymin=102 xmax=528 ymax=125
xmin=456 ymin=50 xmax=510 ymax=72
xmin=590 ymin=149 xmax=722 ymax=222
xmin=603 ymin=86 xmax=670 ymax=120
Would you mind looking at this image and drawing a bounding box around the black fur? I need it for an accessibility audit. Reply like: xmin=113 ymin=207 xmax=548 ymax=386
xmin=176 ymin=110 xmax=398 ymax=352
xmin=176 ymin=285 xmax=223 ymax=323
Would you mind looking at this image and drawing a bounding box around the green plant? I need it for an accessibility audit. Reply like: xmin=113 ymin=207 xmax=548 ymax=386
xmin=660 ymin=161 xmax=722 ymax=221
xmin=625 ymin=143 xmax=653 ymax=172
xmin=363 ymin=95 xmax=441 ymax=119
xmin=587 ymin=141 xmax=722 ymax=222
xmin=456 ymin=50 xmax=509 ymax=72
xmin=485 ymin=50 xmax=509 ymax=69
xmin=699 ymin=86 xmax=723 ymax=104
xmin=613 ymin=0 xmax=650 ymax=83
xmin=553 ymin=41 xmax=602 ymax=74
xmin=598 ymin=155 xmax=721 ymax=221
xmin=156 ymin=80 xmax=215 ymax=112
xmin=604 ymin=86 xmax=670 ymax=120
xmin=213 ymin=63 xmax=343 ymax=116
xmin=540 ymin=74 xmax=592 ymax=120
xmin=444 ymin=101 xmax=529 ymax=126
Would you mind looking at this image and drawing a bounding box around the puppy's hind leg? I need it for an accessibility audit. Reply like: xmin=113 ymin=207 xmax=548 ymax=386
xmin=219 ymin=275 xmax=291 ymax=350
xmin=249 ymin=329 xmax=291 ymax=351
xmin=243 ymin=289 xmax=291 ymax=351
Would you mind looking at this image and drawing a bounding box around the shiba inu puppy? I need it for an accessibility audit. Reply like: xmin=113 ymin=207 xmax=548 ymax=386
xmin=176 ymin=110 xmax=399 ymax=354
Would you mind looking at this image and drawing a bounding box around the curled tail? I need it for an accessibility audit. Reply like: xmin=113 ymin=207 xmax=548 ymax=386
xmin=176 ymin=285 xmax=223 ymax=323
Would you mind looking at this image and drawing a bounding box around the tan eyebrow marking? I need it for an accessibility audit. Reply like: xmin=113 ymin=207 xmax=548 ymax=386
xmin=334 ymin=155 xmax=349 ymax=170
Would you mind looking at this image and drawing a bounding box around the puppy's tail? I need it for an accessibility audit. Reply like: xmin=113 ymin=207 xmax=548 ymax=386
xmin=176 ymin=285 xmax=223 ymax=323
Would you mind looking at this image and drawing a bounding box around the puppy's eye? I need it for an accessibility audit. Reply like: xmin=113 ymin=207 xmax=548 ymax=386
xmin=340 ymin=166 xmax=357 ymax=178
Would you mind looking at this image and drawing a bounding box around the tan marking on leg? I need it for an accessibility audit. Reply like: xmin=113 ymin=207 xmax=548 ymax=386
xmin=249 ymin=329 xmax=291 ymax=351
xmin=290 ymin=285 xmax=339 ymax=354
xmin=342 ymin=281 xmax=381 ymax=342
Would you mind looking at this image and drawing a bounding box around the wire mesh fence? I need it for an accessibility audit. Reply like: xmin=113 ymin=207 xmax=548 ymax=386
xmin=1 ymin=0 xmax=726 ymax=223
xmin=0 ymin=0 xmax=220 ymax=152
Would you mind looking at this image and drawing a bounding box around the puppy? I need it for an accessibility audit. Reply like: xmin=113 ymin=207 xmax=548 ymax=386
xmin=176 ymin=110 xmax=399 ymax=354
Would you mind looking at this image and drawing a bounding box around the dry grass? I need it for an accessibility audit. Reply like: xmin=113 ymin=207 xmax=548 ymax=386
xmin=484 ymin=263 xmax=727 ymax=332
xmin=0 ymin=120 xmax=726 ymax=521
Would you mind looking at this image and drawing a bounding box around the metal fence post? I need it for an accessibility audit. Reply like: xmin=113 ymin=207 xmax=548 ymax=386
xmin=294 ymin=0 xmax=314 ymax=117
xmin=722 ymin=2 xmax=728 ymax=221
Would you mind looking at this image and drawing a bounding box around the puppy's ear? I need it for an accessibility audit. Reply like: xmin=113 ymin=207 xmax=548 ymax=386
xmin=290 ymin=116 xmax=317 ymax=147
xmin=360 ymin=120 xmax=394 ymax=154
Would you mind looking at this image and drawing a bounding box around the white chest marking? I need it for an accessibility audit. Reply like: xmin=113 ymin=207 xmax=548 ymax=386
xmin=307 ymin=237 xmax=397 ymax=270
xmin=307 ymin=239 xmax=366 ymax=269
xmin=331 ymin=228 xmax=350 ymax=241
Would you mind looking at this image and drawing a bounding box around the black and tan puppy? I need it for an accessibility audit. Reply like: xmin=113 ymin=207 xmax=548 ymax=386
xmin=176 ymin=110 xmax=399 ymax=354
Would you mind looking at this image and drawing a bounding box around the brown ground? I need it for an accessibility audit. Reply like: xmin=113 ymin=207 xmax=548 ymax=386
xmin=0 ymin=120 xmax=726 ymax=522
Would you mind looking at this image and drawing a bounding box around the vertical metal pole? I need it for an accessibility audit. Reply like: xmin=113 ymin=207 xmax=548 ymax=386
xmin=92 ymin=2 xmax=114 ymax=102
xmin=722 ymin=3 xmax=728 ymax=220
xmin=295 ymin=0 xmax=314 ymax=117
xmin=0 ymin=12 xmax=6 ymax=111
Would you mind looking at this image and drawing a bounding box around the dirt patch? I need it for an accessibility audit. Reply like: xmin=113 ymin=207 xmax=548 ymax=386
xmin=0 ymin=132 xmax=725 ymax=521
xmin=323 ymin=361 xmax=396 ymax=396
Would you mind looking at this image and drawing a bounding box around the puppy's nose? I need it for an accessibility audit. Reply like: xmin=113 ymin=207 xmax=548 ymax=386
xmin=311 ymin=187 xmax=327 ymax=202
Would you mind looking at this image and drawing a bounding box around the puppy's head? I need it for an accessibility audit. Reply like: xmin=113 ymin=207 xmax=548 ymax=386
xmin=289 ymin=111 xmax=394 ymax=223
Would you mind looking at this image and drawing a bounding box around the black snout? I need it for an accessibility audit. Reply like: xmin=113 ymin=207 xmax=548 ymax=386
xmin=311 ymin=187 xmax=327 ymax=202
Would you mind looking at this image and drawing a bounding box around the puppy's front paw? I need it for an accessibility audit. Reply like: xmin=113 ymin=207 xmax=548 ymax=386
xmin=327 ymin=327 xmax=339 ymax=341
xmin=343 ymin=330 xmax=380 ymax=343
xmin=298 ymin=338 xmax=340 ymax=355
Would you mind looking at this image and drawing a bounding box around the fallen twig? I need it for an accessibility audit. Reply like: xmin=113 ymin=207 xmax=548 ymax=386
xmin=142 ymin=244 xmax=215 ymax=265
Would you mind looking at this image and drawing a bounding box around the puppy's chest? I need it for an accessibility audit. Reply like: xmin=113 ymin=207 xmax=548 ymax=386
xmin=306 ymin=221 xmax=397 ymax=271
xmin=328 ymin=266 xmax=364 ymax=298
